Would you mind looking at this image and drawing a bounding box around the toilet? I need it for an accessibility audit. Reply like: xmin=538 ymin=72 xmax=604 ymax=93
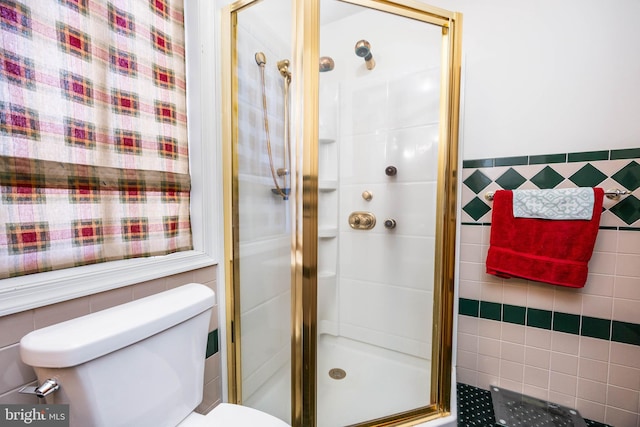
xmin=19 ymin=283 xmax=290 ymax=427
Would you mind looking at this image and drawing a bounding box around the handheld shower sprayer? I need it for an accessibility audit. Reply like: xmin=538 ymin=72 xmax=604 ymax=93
xmin=355 ymin=40 xmax=375 ymax=70
xmin=255 ymin=51 xmax=291 ymax=201
xmin=255 ymin=52 xmax=266 ymax=67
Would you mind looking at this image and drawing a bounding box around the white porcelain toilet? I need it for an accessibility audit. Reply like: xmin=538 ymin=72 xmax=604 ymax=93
xmin=20 ymin=283 xmax=290 ymax=427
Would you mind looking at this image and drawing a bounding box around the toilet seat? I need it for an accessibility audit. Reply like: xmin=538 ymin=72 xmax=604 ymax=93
xmin=178 ymin=403 xmax=291 ymax=427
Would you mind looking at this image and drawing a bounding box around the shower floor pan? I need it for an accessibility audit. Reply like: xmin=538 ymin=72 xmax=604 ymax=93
xmin=317 ymin=334 xmax=430 ymax=427
xmin=244 ymin=334 xmax=431 ymax=427
xmin=490 ymin=385 xmax=587 ymax=427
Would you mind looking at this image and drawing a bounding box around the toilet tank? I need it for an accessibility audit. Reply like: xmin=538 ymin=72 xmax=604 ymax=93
xmin=20 ymin=283 xmax=216 ymax=427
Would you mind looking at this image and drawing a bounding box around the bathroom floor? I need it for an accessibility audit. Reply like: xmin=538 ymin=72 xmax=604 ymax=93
xmin=456 ymin=383 xmax=613 ymax=427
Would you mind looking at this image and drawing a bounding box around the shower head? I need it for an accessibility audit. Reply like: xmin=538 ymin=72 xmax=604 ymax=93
xmin=255 ymin=52 xmax=266 ymax=67
xmin=319 ymin=56 xmax=335 ymax=72
xmin=354 ymin=40 xmax=375 ymax=70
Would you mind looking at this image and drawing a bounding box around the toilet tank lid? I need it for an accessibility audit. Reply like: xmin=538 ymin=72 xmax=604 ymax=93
xmin=20 ymin=283 xmax=215 ymax=368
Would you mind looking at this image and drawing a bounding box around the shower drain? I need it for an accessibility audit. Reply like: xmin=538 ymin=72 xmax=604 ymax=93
xmin=328 ymin=368 xmax=346 ymax=380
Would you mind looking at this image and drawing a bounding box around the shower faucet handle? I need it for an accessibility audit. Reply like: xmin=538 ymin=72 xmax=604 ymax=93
xmin=348 ymin=212 xmax=376 ymax=230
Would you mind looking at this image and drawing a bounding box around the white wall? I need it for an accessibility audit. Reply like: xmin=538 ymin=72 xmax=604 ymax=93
xmin=426 ymin=0 xmax=640 ymax=159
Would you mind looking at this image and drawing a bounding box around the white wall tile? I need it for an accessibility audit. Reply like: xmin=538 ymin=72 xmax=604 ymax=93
xmin=550 ymin=372 xmax=577 ymax=396
xmin=609 ymin=342 xmax=640 ymax=370
xmin=607 ymin=385 xmax=639 ymax=413
xmin=0 ymin=344 xmax=36 ymax=395
xmin=550 ymin=352 xmax=578 ymax=376
xmin=478 ymin=337 xmax=501 ymax=358
xmin=551 ymin=332 xmax=579 ymax=355
xmin=613 ymin=298 xmax=640 ymax=323
xmin=617 ymin=254 xmax=640 ymax=277
xmin=577 ymin=378 xmax=607 ymax=404
xmin=582 ymin=294 xmax=613 ymax=319
xmin=524 ymin=366 xmax=549 ymax=389
xmin=576 ymin=399 xmax=605 ymax=424
xmin=0 ymin=311 xmax=34 ymax=348
xmin=609 ymin=364 xmax=640 ymax=391
xmin=614 ymin=276 xmax=640 ymax=301
xmin=604 ymin=406 xmax=639 ymax=427
xmin=578 ymin=358 xmax=608 ymax=383
xmin=500 ymin=342 xmax=525 ymax=364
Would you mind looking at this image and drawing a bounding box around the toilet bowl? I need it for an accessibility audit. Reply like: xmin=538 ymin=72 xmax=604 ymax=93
xmin=20 ymin=283 xmax=290 ymax=427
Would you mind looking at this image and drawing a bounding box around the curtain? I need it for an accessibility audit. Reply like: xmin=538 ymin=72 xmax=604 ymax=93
xmin=0 ymin=0 xmax=192 ymax=278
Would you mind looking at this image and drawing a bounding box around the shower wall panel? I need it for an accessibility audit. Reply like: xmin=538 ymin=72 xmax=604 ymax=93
xmin=318 ymin=7 xmax=443 ymax=360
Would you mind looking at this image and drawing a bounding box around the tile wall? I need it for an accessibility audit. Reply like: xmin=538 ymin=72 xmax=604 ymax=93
xmin=0 ymin=266 xmax=222 ymax=415
xmin=456 ymin=148 xmax=640 ymax=426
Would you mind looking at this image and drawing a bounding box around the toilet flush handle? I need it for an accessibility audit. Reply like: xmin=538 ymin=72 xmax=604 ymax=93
xmin=20 ymin=378 xmax=59 ymax=398
xmin=35 ymin=379 xmax=60 ymax=398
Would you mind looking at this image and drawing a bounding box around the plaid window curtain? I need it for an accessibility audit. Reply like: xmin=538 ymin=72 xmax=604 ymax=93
xmin=0 ymin=0 xmax=192 ymax=278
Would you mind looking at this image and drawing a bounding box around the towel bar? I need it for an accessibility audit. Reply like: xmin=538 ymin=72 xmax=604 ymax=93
xmin=484 ymin=188 xmax=632 ymax=202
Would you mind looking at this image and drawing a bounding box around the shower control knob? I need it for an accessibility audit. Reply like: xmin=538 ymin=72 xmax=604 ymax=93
xmin=385 ymin=166 xmax=397 ymax=176
xmin=384 ymin=219 xmax=396 ymax=229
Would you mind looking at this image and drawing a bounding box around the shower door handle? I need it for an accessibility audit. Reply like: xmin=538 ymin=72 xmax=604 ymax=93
xmin=348 ymin=212 xmax=376 ymax=230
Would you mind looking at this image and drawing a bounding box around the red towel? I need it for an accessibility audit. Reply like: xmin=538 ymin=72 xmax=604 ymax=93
xmin=485 ymin=188 xmax=604 ymax=288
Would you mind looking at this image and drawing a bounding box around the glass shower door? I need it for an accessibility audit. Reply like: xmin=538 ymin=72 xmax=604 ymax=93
xmin=229 ymin=0 xmax=293 ymax=422
xmin=315 ymin=1 xmax=447 ymax=425
xmin=223 ymin=1 xmax=461 ymax=426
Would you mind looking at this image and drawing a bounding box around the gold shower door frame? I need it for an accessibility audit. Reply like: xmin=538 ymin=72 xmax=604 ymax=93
xmin=221 ymin=1 xmax=463 ymax=426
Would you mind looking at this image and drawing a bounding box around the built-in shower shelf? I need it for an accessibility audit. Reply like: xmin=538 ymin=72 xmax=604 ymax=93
xmin=318 ymin=227 xmax=338 ymax=238
xmin=319 ymin=138 xmax=335 ymax=144
xmin=318 ymin=271 xmax=336 ymax=281
xmin=319 ymin=180 xmax=338 ymax=191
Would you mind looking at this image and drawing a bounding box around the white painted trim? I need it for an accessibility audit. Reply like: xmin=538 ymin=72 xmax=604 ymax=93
xmin=0 ymin=251 xmax=215 ymax=316
xmin=0 ymin=0 xmax=219 ymax=317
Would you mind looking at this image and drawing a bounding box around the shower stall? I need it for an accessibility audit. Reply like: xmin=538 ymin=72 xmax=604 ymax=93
xmin=221 ymin=1 xmax=462 ymax=426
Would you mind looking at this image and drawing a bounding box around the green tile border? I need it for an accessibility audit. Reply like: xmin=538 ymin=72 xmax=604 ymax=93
xmin=612 ymin=321 xmax=640 ymax=345
xmin=503 ymin=304 xmax=526 ymax=325
xmin=462 ymin=147 xmax=640 ymax=169
xmin=206 ymin=329 xmax=219 ymax=358
xmin=494 ymin=156 xmax=529 ymax=167
xmin=581 ymin=316 xmax=611 ymax=340
xmin=459 ymin=298 xmax=479 ymax=317
xmin=480 ymin=301 xmax=501 ymax=321
xmin=527 ymin=308 xmax=552 ymax=330
xmin=458 ymin=298 xmax=640 ymax=347
xmin=611 ymin=148 xmax=640 ymax=160
xmin=568 ymin=150 xmax=609 ymax=163
xmin=529 ymin=153 xmax=567 ymax=165
xmin=463 ymin=158 xmax=494 ymax=168
xmin=553 ymin=312 xmax=580 ymax=334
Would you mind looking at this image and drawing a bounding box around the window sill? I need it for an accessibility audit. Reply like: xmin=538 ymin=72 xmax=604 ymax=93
xmin=0 ymin=251 xmax=216 ymax=316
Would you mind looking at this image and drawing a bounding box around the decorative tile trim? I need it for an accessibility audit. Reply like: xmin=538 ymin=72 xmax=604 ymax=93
xmin=463 ymin=147 xmax=640 ymax=169
xmin=461 ymin=147 xmax=640 ymax=227
xmin=206 ymin=329 xmax=219 ymax=358
xmin=458 ymin=298 xmax=640 ymax=347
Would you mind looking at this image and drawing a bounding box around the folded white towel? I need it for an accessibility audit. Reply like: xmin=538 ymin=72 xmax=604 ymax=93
xmin=512 ymin=188 xmax=595 ymax=220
